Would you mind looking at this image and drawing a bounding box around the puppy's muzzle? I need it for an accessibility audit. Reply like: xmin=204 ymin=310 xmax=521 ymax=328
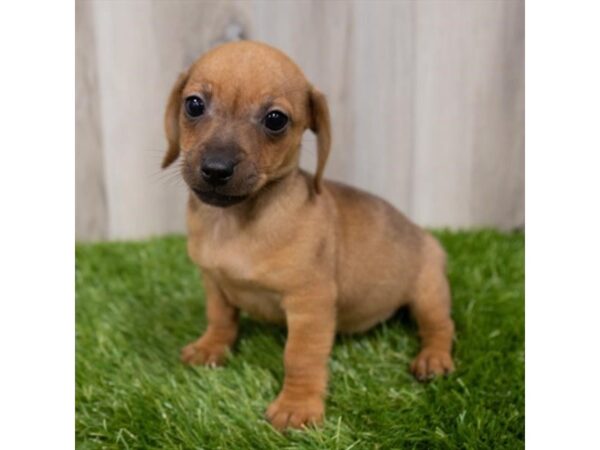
xmin=201 ymin=156 xmax=235 ymax=187
xmin=187 ymin=140 xmax=257 ymax=208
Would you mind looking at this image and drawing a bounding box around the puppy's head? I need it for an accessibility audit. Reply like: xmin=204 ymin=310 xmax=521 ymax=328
xmin=162 ymin=41 xmax=331 ymax=207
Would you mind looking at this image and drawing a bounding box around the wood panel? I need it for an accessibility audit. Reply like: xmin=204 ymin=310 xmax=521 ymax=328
xmin=411 ymin=0 xmax=524 ymax=228
xmin=76 ymin=0 xmax=524 ymax=240
xmin=75 ymin=0 xmax=108 ymax=240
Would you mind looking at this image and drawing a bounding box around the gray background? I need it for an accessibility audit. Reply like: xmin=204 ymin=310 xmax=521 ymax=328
xmin=76 ymin=0 xmax=524 ymax=241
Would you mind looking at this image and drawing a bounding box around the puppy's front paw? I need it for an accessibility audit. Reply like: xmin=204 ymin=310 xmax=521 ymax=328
xmin=410 ymin=348 xmax=455 ymax=380
xmin=180 ymin=338 xmax=229 ymax=367
xmin=265 ymin=392 xmax=324 ymax=431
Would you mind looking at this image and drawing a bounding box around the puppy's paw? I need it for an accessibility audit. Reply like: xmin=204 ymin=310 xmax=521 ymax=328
xmin=410 ymin=348 xmax=455 ymax=381
xmin=265 ymin=392 xmax=324 ymax=431
xmin=180 ymin=338 xmax=229 ymax=367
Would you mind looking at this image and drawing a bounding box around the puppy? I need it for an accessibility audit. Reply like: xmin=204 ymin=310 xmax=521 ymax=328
xmin=162 ymin=41 xmax=454 ymax=431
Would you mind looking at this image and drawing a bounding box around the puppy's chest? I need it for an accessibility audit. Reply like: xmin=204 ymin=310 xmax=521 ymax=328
xmin=188 ymin=232 xmax=286 ymax=323
xmin=196 ymin=237 xmax=257 ymax=281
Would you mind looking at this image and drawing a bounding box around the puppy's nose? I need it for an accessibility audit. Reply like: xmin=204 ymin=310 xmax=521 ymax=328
xmin=200 ymin=157 xmax=235 ymax=186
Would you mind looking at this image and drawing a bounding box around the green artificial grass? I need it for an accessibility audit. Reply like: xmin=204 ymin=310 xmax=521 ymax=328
xmin=76 ymin=230 xmax=524 ymax=449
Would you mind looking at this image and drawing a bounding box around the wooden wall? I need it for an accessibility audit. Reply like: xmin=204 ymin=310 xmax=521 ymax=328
xmin=76 ymin=0 xmax=524 ymax=241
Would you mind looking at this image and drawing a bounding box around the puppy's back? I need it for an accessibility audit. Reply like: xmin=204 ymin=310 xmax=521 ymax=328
xmin=323 ymin=179 xmax=428 ymax=331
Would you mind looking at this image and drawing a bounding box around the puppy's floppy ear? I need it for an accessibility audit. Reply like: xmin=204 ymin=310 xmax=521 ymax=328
xmin=308 ymin=87 xmax=331 ymax=194
xmin=162 ymin=71 xmax=189 ymax=169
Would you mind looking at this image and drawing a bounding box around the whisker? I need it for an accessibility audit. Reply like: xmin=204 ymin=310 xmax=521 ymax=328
xmin=142 ymin=148 xmax=167 ymax=153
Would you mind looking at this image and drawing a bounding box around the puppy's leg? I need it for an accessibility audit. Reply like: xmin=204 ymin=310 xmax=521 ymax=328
xmin=266 ymin=285 xmax=336 ymax=431
xmin=181 ymin=273 xmax=239 ymax=367
xmin=410 ymin=238 xmax=455 ymax=380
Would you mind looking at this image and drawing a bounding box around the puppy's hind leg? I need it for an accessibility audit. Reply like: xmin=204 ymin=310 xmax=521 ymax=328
xmin=409 ymin=236 xmax=455 ymax=380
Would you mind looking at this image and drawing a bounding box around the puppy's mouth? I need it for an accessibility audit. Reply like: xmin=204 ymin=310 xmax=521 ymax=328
xmin=192 ymin=188 xmax=249 ymax=207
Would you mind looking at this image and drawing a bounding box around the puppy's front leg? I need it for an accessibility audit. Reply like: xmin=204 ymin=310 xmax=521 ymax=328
xmin=181 ymin=273 xmax=239 ymax=367
xmin=266 ymin=285 xmax=336 ymax=430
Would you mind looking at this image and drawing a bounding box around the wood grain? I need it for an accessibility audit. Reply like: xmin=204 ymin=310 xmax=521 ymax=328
xmin=76 ymin=0 xmax=524 ymax=240
xmin=75 ymin=0 xmax=108 ymax=240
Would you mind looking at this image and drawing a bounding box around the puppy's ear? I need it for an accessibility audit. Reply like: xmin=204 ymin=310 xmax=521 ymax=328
xmin=162 ymin=71 xmax=189 ymax=169
xmin=308 ymin=87 xmax=331 ymax=194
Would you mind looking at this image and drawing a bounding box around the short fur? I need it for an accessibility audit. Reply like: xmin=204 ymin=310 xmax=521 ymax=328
xmin=163 ymin=41 xmax=455 ymax=431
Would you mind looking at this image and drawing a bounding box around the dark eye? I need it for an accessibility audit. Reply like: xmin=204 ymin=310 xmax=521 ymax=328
xmin=264 ymin=110 xmax=288 ymax=132
xmin=184 ymin=96 xmax=205 ymax=118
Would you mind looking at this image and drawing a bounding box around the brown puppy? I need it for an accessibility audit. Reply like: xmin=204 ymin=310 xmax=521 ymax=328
xmin=162 ymin=41 xmax=454 ymax=431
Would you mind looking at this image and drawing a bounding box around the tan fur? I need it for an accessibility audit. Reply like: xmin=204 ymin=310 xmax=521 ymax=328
xmin=163 ymin=41 xmax=455 ymax=431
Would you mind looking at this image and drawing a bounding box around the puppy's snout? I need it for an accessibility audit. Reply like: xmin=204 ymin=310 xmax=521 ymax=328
xmin=201 ymin=156 xmax=235 ymax=186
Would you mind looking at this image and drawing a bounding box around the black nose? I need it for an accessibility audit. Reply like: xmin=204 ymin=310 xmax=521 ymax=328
xmin=200 ymin=157 xmax=235 ymax=186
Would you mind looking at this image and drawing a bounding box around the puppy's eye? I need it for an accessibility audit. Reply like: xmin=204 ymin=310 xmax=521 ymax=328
xmin=184 ymin=96 xmax=205 ymax=118
xmin=263 ymin=111 xmax=288 ymax=133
